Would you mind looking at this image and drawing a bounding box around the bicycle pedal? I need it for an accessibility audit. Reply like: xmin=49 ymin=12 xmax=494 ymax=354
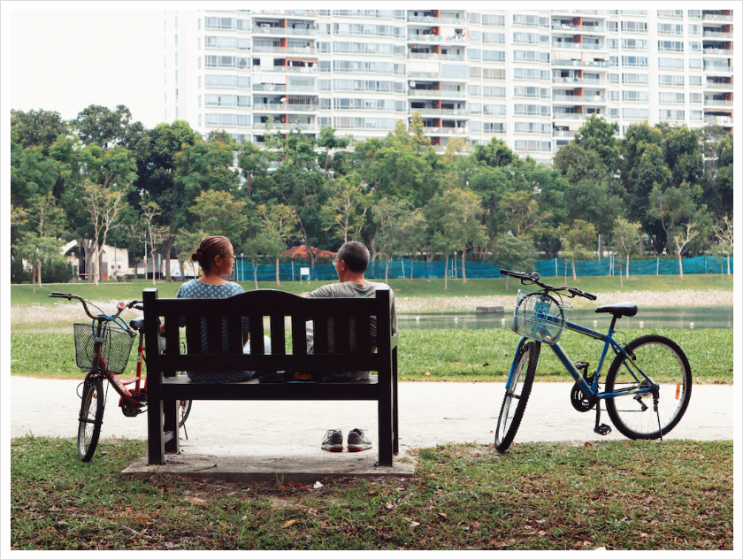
xmin=594 ymin=424 xmax=612 ymax=436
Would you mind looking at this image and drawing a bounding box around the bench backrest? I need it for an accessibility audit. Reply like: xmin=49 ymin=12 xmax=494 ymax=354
xmin=142 ymin=287 xmax=394 ymax=377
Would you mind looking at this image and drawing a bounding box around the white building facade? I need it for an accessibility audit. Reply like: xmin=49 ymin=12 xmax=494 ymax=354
xmin=163 ymin=8 xmax=734 ymax=165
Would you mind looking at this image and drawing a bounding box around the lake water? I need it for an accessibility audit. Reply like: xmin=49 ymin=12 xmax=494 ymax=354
xmin=398 ymin=307 xmax=733 ymax=331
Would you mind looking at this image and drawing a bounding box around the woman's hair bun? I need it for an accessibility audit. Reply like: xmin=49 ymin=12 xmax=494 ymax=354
xmin=192 ymin=251 xmax=203 ymax=262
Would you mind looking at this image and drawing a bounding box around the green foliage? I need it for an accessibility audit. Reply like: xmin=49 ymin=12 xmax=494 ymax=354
xmin=573 ymin=115 xmax=620 ymax=173
xmin=11 ymin=108 xmax=67 ymax=154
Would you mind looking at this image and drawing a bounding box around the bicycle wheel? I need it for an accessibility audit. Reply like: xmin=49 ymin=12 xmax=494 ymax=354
xmin=179 ymin=400 xmax=192 ymax=428
xmin=605 ymin=335 xmax=692 ymax=440
xmin=78 ymin=377 xmax=105 ymax=462
xmin=495 ymin=341 xmax=540 ymax=452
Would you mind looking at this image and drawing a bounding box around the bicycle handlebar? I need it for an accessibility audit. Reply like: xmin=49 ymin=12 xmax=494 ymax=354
xmin=49 ymin=293 xmax=144 ymax=320
xmin=499 ymin=269 xmax=597 ymax=301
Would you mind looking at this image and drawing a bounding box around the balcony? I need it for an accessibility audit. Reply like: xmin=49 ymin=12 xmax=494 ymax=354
xmin=253 ymin=10 xmax=319 ymax=17
xmin=553 ymin=113 xmax=589 ymax=120
xmin=261 ymin=122 xmax=318 ymax=131
xmin=703 ymin=31 xmax=734 ymax=39
xmin=253 ymin=104 xmax=319 ymax=112
xmin=704 ymin=81 xmax=734 ymax=89
xmin=253 ymin=46 xmax=318 ymax=55
xmin=704 ymin=64 xmax=734 ymax=73
xmin=552 ymin=130 xmax=576 ymax=137
xmin=702 ymin=14 xmax=734 ymax=22
xmin=704 ymin=116 xmax=733 ymax=125
xmin=552 ymin=59 xmax=609 ymax=68
xmin=408 ymin=52 xmax=465 ymax=61
xmin=413 ymin=108 xmax=471 ymax=116
xmin=704 ymin=99 xmax=734 ymax=107
xmin=424 ymin=126 xmax=467 ymax=135
xmin=407 ymin=33 xmax=468 ymax=44
xmin=408 ymin=89 xmax=466 ymax=98
xmin=407 ymin=15 xmax=466 ymax=25
xmin=552 ymin=24 xmax=606 ymax=33
xmin=552 ymin=95 xmax=606 ymax=103
xmin=552 ymin=42 xmax=606 ymax=50
xmin=256 ymin=66 xmax=318 ymax=74
xmin=552 ymin=77 xmax=606 ymax=86
xmin=408 ymin=71 xmax=439 ymax=79
xmin=252 ymin=26 xmax=318 ymax=36
xmin=704 ymin=48 xmax=734 ymax=56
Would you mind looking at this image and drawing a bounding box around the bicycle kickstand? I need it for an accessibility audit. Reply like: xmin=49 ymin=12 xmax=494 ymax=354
xmin=593 ymin=400 xmax=612 ymax=436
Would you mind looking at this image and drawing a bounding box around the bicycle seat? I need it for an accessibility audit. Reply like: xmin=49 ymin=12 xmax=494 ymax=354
xmin=129 ymin=317 xmax=161 ymax=331
xmin=594 ymin=302 xmax=638 ymax=318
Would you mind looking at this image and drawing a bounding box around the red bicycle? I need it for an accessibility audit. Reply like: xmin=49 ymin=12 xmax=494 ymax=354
xmin=50 ymin=293 xmax=192 ymax=461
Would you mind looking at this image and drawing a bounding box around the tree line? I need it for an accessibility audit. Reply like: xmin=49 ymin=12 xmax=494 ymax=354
xmin=10 ymin=105 xmax=734 ymax=287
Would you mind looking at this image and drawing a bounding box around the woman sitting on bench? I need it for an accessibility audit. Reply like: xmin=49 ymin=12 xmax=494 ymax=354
xmin=160 ymin=235 xmax=269 ymax=382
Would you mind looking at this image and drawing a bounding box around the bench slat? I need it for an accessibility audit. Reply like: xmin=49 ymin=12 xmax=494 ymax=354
xmin=335 ymin=315 xmax=350 ymax=354
xmin=185 ymin=317 xmax=201 ymax=354
xmin=249 ymin=315 xmax=264 ymax=354
xmin=291 ymin=315 xmax=307 ymax=356
xmin=161 ymin=379 xmax=380 ymax=401
xmin=314 ymin=316 xmax=329 ymax=354
xmin=227 ymin=315 xmax=243 ymax=354
xmin=206 ymin=316 xmax=222 ymax=354
xmin=356 ymin=313 xmax=372 ymax=354
xmin=164 ymin=315 xmax=180 ymax=377
xmin=157 ymin=353 xmax=379 ymax=371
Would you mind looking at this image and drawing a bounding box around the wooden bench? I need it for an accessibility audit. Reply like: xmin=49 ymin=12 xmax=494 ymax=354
xmin=143 ymin=287 xmax=399 ymax=467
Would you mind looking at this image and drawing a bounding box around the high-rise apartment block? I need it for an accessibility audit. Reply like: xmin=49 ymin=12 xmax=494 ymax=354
xmin=163 ymin=8 xmax=733 ymax=164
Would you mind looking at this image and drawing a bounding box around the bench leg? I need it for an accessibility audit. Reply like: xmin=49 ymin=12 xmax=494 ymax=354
xmin=378 ymin=360 xmax=394 ymax=467
xmin=163 ymin=399 xmax=180 ymax=454
xmin=147 ymin=398 xmax=165 ymax=465
xmin=393 ymin=347 xmax=399 ymax=455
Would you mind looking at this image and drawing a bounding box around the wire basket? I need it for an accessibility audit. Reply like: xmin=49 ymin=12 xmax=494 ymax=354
xmin=511 ymin=290 xmax=573 ymax=345
xmin=73 ymin=323 xmax=136 ymax=374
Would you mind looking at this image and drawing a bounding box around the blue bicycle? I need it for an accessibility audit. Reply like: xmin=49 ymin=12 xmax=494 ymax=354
xmin=495 ymin=270 xmax=693 ymax=452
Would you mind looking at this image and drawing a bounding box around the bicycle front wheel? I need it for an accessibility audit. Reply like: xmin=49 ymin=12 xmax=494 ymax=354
xmin=78 ymin=378 xmax=105 ymax=462
xmin=495 ymin=341 xmax=540 ymax=452
xmin=605 ymin=335 xmax=692 ymax=440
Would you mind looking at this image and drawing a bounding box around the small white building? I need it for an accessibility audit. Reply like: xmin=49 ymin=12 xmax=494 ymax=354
xmin=62 ymin=240 xmax=131 ymax=280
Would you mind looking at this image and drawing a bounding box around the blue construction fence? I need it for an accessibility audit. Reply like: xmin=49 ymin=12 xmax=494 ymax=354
xmin=231 ymin=255 xmax=733 ymax=283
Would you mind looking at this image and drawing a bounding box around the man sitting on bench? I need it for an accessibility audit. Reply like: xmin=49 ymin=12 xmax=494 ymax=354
xmin=303 ymin=241 xmax=398 ymax=453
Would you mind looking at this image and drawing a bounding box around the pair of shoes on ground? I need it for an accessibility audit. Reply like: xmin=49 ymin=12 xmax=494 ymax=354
xmin=321 ymin=429 xmax=372 ymax=452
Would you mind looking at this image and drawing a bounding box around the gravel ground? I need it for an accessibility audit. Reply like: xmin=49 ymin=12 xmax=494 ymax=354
xmin=11 ymin=289 xmax=734 ymax=324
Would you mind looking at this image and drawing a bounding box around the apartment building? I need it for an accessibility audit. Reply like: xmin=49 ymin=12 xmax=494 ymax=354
xmin=163 ymin=8 xmax=734 ymax=165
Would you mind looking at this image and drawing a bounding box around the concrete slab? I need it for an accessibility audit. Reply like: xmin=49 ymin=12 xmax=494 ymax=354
xmin=122 ymin=444 xmax=417 ymax=482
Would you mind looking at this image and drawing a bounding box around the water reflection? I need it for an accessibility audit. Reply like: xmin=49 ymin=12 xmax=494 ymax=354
xmin=399 ymin=307 xmax=733 ymax=330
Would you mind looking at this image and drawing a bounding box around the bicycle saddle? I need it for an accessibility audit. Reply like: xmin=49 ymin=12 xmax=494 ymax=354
xmin=129 ymin=317 xmax=161 ymax=331
xmin=594 ymin=302 xmax=638 ymax=318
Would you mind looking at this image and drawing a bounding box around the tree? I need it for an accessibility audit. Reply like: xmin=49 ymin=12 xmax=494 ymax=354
xmin=316 ymin=127 xmax=351 ymax=178
xmin=72 ymin=104 xmax=134 ymax=149
xmin=189 ymin=190 xmax=249 ymax=244
xmin=490 ymin=234 xmax=536 ymax=290
xmin=141 ymin=202 xmax=169 ymax=285
xmin=13 ymin=233 xmax=65 ymax=292
xmin=11 ymin=109 xmax=67 ymax=155
xmin=711 ymin=215 xmax=734 ymax=277
xmin=237 ymin=141 xmax=266 ymax=199
xmin=559 ymin=220 xmax=597 ymax=281
xmin=672 ymin=221 xmax=700 ymax=279
xmin=173 ymin=228 xmax=207 ymax=277
xmin=244 ymin=229 xmax=286 ymax=288
xmin=647 ymin=184 xmax=699 ymax=257
xmin=473 ymin=137 xmax=515 ymax=168
xmin=320 ymin=174 xmax=371 ymax=244
xmin=573 ymin=115 xmax=620 ymax=173
xmin=612 ymin=218 xmax=643 ymax=286
xmin=409 ymin=111 xmax=432 ymax=155
xmin=373 ymin=198 xmax=421 ymax=282
xmin=257 ymin=204 xmax=298 ymax=286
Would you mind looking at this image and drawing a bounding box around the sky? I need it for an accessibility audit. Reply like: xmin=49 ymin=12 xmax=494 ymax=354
xmin=10 ymin=8 xmax=164 ymax=127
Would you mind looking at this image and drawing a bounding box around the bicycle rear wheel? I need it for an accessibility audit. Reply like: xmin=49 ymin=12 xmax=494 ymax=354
xmin=78 ymin=377 xmax=105 ymax=462
xmin=495 ymin=341 xmax=540 ymax=452
xmin=605 ymin=335 xmax=692 ymax=440
xmin=179 ymin=400 xmax=192 ymax=428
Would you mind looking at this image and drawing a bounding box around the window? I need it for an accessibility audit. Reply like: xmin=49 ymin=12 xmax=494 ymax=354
xmin=657 ymin=23 xmax=683 ymax=35
xmin=658 ymin=41 xmax=684 ymax=53
xmin=689 ymin=93 xmax=703 ymax=104
xmin=514 ymin=50 xmax=549 ymax=63
xmin=691 ymin=110 xmax=703 ymax=121
xmin=513 ymin=68 xmax=549 ymax=81
xmin=609 ymin=56 xmax=619 ymax=67
xmin=468 ymin=49 xmax=481 ymax=61
xmin=205 ymin=75 xmax=250 ymax=88
xmin=469 ymin=102 xmax=482 ymax=114
xmin=514 ymin=86 xmax=549 ymax=98
xmin=468 ymin=84 xmax=482 ymax=96
xmin=197 ymin=114 xmax=200 ymax=126
xmin=659 ymin=92 xmax=684 ymax=104
xmin=689 ymin=58 xmax=702 ymax=70
xmin=470 ymin=66 xmax=481 ymax=78
xmin=688 ymin=24 xmax=701 ymax=35
xmin=621 ymin=21 xmax=647 ymax=33
xmin=484 ymin=122 xmax=507 ymax=134
xmin=206 ymin=94 xmax=250 ymax=107
xmin=318 ymin=79 xmax=331 ymax=91
xmin=198 ymin=76 xmax=201 ymax=88
xmin=164 ymin=54 xmax=166 ymax=66
xmin=175 ymin=107 xmax=178 ymax=118
xmin=513 ymin=104 xmax=550 ymax=116
xmin=623 ymin=90 xmax=649 ymax=102
xmin=174 ymin=15 xmax=178 ymax=28
xmin=623 ymin=107 xmax=649 ymax=119
xmin=513 ymin=122 xmax=551 ymax=134
xmin=659 ymin=109 xmax=685 ymax=121
xmin=607 ymin=38 xmax=619 ymax=49
xmin=608 ymin=90 xmax=620 ymax=101
xmin=483 ymin=50 xmax=506 ymax=62
xmin=483 ymin=86 xmax=506 ymax=98
xmin=333 ymin=116 xmax=397 ymax=129
xmin=657 ymin=10 xmax=683 ymax=18
xmin=198 ymin=95 xmax=201 ymax=107
xmin=206 ymin=113 xmax=250 ymax=126
xmin=607 ymin=21 xmax=618 ymax=32
xmin=608 ymin=108 xmax=619 ymax=118
xmin=622 ymin=38 xmax=646 ymax=50
xmin=608 ymin=73 xmax=619 ymax=84
xmin=689 ymin=76 xmax=702 ymax=87
xmin=483 ymin=104 xmax=506 ymax=115
xmin=514 ymin=140 xmax=551 ymax=152
xmin=659 ymin=75 xmax=684 ymax=87
xmin=689 ymin=41 xmax=701 ymax=53
xmin=513 ymin=32 xmax=547 ymax=45
xmin=469 ymin=121 xmax=482 ymax=133
xmin=622 ymin=73 xmax=648 ymax=84
xmin=175 ymin=53 xmax=178 ymax=64
xmin=483 ymin=32 xmax=506 ymax=44
xmin=482 ymin=14 xmax=505 ymax=26
xmin=483 ymin=68 xmax=506 ymax=80
xmin=175 ymin=70 xmax=178 ymax=82
xmin=175 ymin=34 xmax=178 ymax=47
xmin=205 ymin=55 xmax=249 ymax=69
xmin=658 ymin=57 xmax=684 ymax=70
xmin=197 ymin=18 xmax=200 ymax=30
xmin=164 ymin=91 xmax=167 ymax=102
xmin=687 ymin=10 xmax=701 ymax=19
xmin=622 ymin=56 xmax=648 ymax=67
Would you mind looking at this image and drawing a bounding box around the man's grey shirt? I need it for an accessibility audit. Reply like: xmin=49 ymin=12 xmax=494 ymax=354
xmin=305 ymin=281 xmax=397 ymax=381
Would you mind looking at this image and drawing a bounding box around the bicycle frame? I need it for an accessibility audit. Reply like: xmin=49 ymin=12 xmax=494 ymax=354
xmin=507 ymin=316 xmax=658 ymax=401
xmin=87 ymin=328 xmax=147 ymax=411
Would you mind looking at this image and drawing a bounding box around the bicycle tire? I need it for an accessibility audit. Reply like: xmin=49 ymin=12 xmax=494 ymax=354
xmin=605 ymin=335 xmax=692 ymax=440
xmin=78 ymin=377 xmax=105 ymax=462
xmin=179 ymin=400 xmax=192 ymax=428
xmin=495 ymin=341 xmax=540 ymax=453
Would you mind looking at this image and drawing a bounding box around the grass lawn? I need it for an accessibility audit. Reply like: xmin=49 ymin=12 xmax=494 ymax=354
xmin=10 ymin=436 xmax=732 ymax=550
xmin=10 ymin=273 xmax=734 ymax=307
xmin=11 ymin=328 xmax=733 ymax=384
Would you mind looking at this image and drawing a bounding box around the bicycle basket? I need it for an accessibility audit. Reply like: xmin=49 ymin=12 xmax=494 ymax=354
xmin=511 ymin=290 xmax=573 ymax=345
xmin=73 ymin=323 xmax=135 ymax=374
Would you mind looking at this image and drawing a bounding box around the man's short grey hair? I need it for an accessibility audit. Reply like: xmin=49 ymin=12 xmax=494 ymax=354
xmin=337 ymin=241 xmax=369 ymax=273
